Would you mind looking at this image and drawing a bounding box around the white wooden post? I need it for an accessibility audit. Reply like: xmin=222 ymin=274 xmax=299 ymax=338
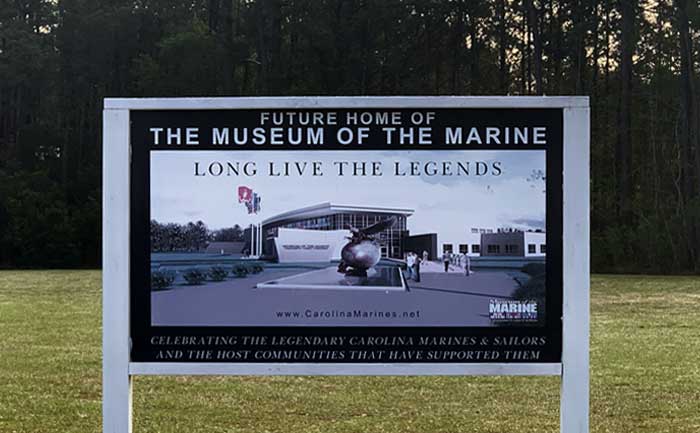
xmin=103 ymin=108 xmax=133 ymax=433
xmin=560 ymin=105 xmax=590 ymax=433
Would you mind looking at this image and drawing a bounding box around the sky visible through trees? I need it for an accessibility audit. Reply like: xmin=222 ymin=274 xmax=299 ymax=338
xmin=0 ymin=0 xmax=699 ymax=272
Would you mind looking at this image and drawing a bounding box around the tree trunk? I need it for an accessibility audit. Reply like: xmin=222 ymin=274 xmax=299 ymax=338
xmin=572 ymin=0 xmax=587 ymax=94
xmin=497 ymin=0 xmax=508 ymax=93
xmin=520 ymin=1 xmax=528 ymax=94
xmin=590 ymin=0 xmax=600 ymax=128
xmin=208 ymin=0 xmax=221 ymax=33
xmin=676 ymin=0 xmax=698 ymax=199
xmin=529 ymin=1 xmax=543 ymax=94
xmin=615 ymin=0 xmax=634 ymax=219
xmin=551 ymin=0 xmax=563 ymax=94
xmin=469 ymin=14 xmax=480 ymax=94
xmin=451 ymin=4 xmax=465 ymax=94
xmin=675 ymin=0 xmax=699 ymax=268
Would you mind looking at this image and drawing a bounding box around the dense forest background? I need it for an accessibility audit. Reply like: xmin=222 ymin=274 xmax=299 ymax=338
xmin=1 ymin=0 xmax=699 ymax=272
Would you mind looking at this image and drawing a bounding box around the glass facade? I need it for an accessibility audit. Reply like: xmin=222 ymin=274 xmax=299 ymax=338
xmin=265 ymin=211 xmax=409 ymax=259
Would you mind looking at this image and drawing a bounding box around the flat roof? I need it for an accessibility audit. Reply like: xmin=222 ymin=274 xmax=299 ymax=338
xmin=482 ymin=231 xmax=547 ymax=237
xmin=262 ymin=202 xmax=414 ymax=226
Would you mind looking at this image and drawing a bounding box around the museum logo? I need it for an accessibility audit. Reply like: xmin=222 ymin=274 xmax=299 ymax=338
xmin=488 ymin=299 xmax=538 ymax=322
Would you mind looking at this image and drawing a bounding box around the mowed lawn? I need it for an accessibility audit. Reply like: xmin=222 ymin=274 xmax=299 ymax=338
xmin=0 ymin=271 xmax=699 ymax=433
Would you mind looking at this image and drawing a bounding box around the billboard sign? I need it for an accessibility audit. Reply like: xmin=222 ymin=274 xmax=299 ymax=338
xmin=103 ymin=96 xmax=589 ymax=432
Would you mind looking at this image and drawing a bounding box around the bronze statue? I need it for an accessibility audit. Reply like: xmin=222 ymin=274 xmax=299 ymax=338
xmin=337 ymin=217 xmax=396 ymax=276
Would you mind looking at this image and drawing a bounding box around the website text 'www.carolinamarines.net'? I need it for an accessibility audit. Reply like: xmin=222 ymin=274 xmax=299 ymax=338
xmin=275 ymin=309 xmax=421 ymax=320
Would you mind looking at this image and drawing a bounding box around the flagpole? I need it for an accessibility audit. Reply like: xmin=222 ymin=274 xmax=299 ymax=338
xmin=249 ymin=223 xmax=254 ymax=257
xmin=238 ymin=186 xmax=262 ymax=259
xmin=255 ymin=224 xmax=262 ymax=258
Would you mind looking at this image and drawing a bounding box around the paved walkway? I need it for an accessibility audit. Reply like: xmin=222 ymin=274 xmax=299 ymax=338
xmin=152 ymin=267 xmax=522 ymax=327
xmin=418 ymin=260 xmax=470 ymax=274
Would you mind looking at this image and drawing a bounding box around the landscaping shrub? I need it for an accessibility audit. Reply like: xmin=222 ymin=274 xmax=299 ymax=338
xmin=513 ymin=273 xmax=545 ymax=299
xmin=512 ymin=273 xmax=546 ymax=325
xmin=232 ymin=264 xmax=249 ymax=278
xmin=151 ymin=270 xmax=175 ymax=291
xmin=208 ymin=266 xmax=229 ymax=281
xmin=521 ymin=262 xmax=545 ymax=277
xmin=183 ymin=268 xmax=206 ymax=285
xmin=250 ymin=263 xmax=264 ymax=274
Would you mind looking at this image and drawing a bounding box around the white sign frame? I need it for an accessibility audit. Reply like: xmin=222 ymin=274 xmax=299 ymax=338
xmin=103 ymin=96 xmax=589 ymax=433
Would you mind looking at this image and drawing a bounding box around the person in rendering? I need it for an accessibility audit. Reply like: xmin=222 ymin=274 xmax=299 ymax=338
xmin=442 ymin=252 xmax=450 ymax=272
xmin=461 ymin=253 xmax=471 ymax=276
xmin=414 ymin=253 xmax=421 ymax=282
xmin=422 ymin=250 xmax=428 ymax=262
xmin=405 ymin=252 xmax=415 ymax=280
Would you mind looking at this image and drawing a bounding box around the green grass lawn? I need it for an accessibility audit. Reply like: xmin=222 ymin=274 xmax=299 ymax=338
xmin=1 ymin=271 xmax=699 ymax=433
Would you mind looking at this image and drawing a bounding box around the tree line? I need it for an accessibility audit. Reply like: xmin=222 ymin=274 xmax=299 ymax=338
xmin=0 ymin=0 xmax=699 ymax=272
xmin=150 ymin=220 xmax=245 ymax=253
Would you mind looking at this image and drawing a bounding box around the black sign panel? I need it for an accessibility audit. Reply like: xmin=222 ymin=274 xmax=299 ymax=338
xmin=129 ymin=107 xmax=562 ymax=364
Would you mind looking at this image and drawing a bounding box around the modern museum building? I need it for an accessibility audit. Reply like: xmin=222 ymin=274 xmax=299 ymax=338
xmin=258 ymin=202 xmax=546 ymax=263
xmin=261 ymin=202 xmax=413 ymax=262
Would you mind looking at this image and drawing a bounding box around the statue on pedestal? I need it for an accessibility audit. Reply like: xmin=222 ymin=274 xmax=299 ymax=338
xmin=337 ymin=217 xmax=396 ymax=277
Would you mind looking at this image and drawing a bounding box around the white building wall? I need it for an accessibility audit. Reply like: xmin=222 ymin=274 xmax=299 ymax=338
xmin=274 ymin=228 xmax=350 ymax=263
xmin=523 ymin=232 xmax=546 ymax=257
xmin=436 ymin=230 xmax=546 ymax=258
xmin=437 ymin=232 xmax=483 ymax=257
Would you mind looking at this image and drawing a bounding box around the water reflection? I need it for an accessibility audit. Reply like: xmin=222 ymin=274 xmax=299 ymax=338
xmin=264 ymin=266 xmax=404 ymax=288
xmin=337 ymin=267 xmax=403 ymax=287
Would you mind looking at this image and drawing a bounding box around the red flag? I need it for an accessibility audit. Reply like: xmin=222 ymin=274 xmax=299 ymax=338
xmin=238 ymin=186 xmax=253 ymax=203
